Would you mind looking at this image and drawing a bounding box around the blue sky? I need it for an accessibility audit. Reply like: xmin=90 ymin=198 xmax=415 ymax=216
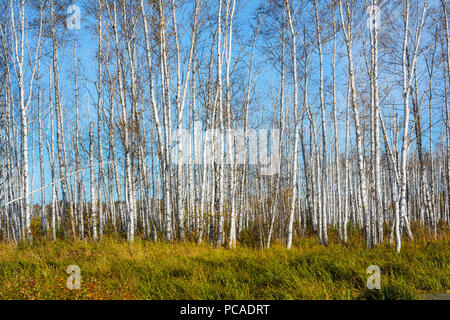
xmin=13 ymin=0 xmax=447 ymax=204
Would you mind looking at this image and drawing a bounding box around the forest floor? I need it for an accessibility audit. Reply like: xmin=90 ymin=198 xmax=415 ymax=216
xmin=0 ymin=231 xmax=448 ymax=300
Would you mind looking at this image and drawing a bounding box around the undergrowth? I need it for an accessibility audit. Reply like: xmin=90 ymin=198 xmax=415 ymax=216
xmin=0 ymin=233 xmax=448 ymax=300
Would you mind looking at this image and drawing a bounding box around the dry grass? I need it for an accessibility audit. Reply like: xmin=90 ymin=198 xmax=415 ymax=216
xmin=0 ymin=231 xmax=448 ymax=300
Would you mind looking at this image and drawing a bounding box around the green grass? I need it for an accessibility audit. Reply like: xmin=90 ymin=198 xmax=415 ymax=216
xmin=0 ymin=235 xmax=448 ymax=300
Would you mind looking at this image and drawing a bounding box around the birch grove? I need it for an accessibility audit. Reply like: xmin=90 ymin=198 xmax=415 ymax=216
xmin=0 ymin=0 xmax=449 ymax=252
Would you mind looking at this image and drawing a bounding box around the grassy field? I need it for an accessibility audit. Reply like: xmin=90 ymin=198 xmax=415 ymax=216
xmin=0 ymin=233 xmax=448 ymax=300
